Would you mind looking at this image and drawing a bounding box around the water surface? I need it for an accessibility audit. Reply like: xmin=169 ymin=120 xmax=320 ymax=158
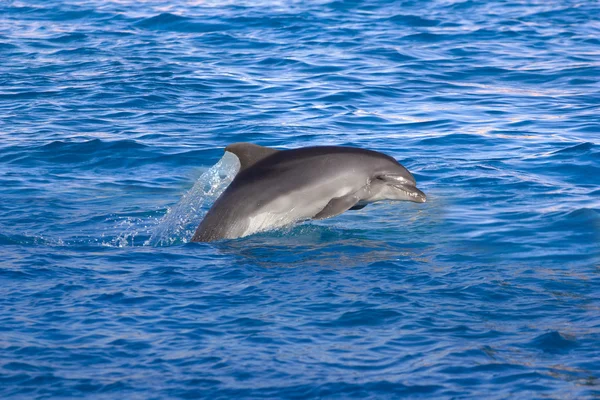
xmin=1 ymin=0 xmax=599 ymax=398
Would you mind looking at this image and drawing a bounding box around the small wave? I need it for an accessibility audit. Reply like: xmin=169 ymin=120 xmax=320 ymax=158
xmin=550 ymin=142 xmax=595 ymax=155
xmin=0 ymin=42 xmax=18 ymax=51
xmin=41 ymin=138 xmax=147 ymax=153
xmin=48 ymin=32 xmax=88 ymax=44
xmin=19 ymin=139 xmax=154 ymax=169
xmin=527 ymin=331 xmax=578 ymax=354
xmin=135 ymin=12 xmax=190 ymax=27
xmin=310 ymin=309 xmax=402 ymax=328
xmin=419 ymin=133 xmax=492 ymax=145
xmin=0 ymin=233 xmax=64 ymax=247
xmin=389 ymin=14 xmax=439 ymax=27
xmin=135 ymin=13 xmax=228 ymax=33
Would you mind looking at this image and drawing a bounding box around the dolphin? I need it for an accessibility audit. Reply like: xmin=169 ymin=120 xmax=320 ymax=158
xmin=191 ymin=143 xmax=426 ymax=242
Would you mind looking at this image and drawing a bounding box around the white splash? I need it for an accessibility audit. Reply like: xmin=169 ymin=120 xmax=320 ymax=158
xmin=146 ymin=151 xmax=240 ymax=246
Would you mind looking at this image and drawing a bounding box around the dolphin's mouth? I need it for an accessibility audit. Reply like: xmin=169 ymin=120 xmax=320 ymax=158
xmin=394 ymin=184 xmax=427 ymax=203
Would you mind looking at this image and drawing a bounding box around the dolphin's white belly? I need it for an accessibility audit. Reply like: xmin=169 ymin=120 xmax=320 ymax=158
xmin=241 ymin=177 xmax=358 ymax=237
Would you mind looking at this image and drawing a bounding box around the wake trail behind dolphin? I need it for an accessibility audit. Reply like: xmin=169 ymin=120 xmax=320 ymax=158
xmin=146 ymin=152 xmax=240 ymax=246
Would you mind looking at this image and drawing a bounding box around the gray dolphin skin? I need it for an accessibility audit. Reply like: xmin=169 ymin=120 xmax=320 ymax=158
xmin=191 ymin=143 xmax=426 ymax=242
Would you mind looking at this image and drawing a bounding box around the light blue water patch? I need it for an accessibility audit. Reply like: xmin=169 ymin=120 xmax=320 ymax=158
xmin=1 ymin=0 xmax=599 ymax=398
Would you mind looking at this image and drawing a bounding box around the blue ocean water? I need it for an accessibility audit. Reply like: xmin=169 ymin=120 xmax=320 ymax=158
xmin=1 ymin=0 xmax=599 ymax=398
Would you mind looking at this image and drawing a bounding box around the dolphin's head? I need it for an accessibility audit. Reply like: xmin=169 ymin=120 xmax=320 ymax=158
xmin=365 ymin=160 xmax=426 ymax=204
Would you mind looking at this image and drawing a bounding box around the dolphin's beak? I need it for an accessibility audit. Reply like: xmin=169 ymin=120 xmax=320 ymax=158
xmin=395 ymin=184 xmax=427 ymax=203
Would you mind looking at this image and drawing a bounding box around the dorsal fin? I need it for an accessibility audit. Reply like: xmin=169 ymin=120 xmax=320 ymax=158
xmin=225 ymin=142 xmax=279 ymax=172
